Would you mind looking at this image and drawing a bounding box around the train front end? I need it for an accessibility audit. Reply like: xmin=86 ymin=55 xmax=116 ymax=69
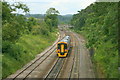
xmin=57 ymin=42 xmax=68 ymax=57
xmin=56 ymin=36 xmax=70 ymax=57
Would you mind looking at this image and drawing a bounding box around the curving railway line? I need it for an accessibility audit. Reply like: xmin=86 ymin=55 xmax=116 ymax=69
xmin=5 ymin=29 xmax=95 ymax=80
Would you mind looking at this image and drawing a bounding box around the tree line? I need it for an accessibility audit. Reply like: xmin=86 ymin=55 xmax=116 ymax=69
xmin=25 ymin=14 xmax=73 ymax=25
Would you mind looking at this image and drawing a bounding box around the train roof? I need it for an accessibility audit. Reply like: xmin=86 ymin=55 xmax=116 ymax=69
xmin=58 ymin=36 xmax=70 ymax=44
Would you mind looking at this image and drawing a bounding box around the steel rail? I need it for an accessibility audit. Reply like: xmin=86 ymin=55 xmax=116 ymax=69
xmin=12 ymin=31 xmax=65 ymax=80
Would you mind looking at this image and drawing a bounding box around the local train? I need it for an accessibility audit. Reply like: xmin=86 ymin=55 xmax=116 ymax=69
xmin=56 ymin=36 xmax=71 ymax=57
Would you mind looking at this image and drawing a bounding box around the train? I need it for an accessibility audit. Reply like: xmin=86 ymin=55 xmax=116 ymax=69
xmin=56 ymin=36 xmax=71 ymax=57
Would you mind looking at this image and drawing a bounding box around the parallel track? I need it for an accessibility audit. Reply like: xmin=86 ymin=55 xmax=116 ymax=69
xmin=44 ymin=31 xmax=77 ymax=79
xmin=69 ymin=32 xmax=80 ymax=79
xmin=9 ymin=31 xmax=65 ymax=80
xmin=6 ymin=30 xmax=90 ymax=79
xmin=68 ymin=32 xmax=77 ymax=79
xmin=44 ymin=58 xmax=63 ymax=79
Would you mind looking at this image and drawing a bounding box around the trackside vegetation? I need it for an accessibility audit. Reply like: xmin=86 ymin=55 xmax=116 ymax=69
xmin=70 ymin=2 xmax=118 ymax=78
xmin=2 ymin=1 xmax=59 ymax=79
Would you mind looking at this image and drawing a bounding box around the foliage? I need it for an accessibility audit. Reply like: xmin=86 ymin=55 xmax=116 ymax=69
xmin=46 ymin=8 xmax=59 ymax=15
xmin=2 ymin=33 xmax=57 ymax=78
xmin=58 ymin=15 xmax=73 ymax=24
xmin=32 ymin=20 xmax=50 ymax=36
xmin=11 ymin=2 xmax=29 ymax=13
xmin=25 ymin=14 xmax=45 ymax=19
xmin=2 ymin=1 xmax=30 ymax=42
xmin=24 ymin=14 xmax=73 ymax=25
xmin=2 ymin=1 xmax=58 ymax=79
xmin=71 ymin=2 xmax=118 ymax=78
xmin=44 ymin=8 xmax=59 ymax=31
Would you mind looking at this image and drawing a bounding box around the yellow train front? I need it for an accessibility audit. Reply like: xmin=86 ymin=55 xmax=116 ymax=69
xmin=56 ymin=36 xmax=71 ymax=57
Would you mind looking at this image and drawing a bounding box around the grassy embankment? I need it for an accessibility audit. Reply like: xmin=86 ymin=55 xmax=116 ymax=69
xmin=70 ymin=2 xmax=118 ymax=78
xmin=2 ymin=29 xmax=58 ymax=78
xmin=2 ymin=1 xmax=60 ymax=79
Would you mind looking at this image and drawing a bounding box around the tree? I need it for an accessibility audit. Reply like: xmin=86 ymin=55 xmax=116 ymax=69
xmin=11 ymin=2 xmax=29 ymax=14
xmin=44 ymin=8 xmax=59 ymax=31
xmin=46 ymin=8 xmax=59 ymax=15
xmin=2 ymin=1 xmax=30 ymax=42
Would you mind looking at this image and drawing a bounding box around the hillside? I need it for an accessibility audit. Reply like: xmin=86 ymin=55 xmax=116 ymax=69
xmin=70 ymin=2 xmax=118 ymax=78
xmin=25 ymin=14 xmax=73 ymax=24
xmin=2 ymin=2 xmax=58 ymax=78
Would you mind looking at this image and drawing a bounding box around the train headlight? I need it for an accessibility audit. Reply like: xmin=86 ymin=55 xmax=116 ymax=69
xmin=57 ymin=49 xmax=60 ymax=53
xmin=65 ymin=49 xmax=68 ymax=53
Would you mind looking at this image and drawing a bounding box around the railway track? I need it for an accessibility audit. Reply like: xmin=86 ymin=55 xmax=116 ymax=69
xmin=74 ymin=33 xmax=95 ymax=78
xmin=44 ymin=58 xmax=64 ymax=79
xmin=43 ymin=31 xmax=76 ymax=79
xmin=6 ymin=29 xmax=95 ymax=79
xmin=43 ymin=31 xmax=86 ymax=79
xmin=69 ymin=32 xmax=95 ymax=78
xmin=68 ymin=32 xmax=81 ymax=79
xmin=6 ymin=31 xmax=66 ymax=80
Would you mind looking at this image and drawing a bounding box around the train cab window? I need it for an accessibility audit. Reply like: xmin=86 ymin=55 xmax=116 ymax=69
xmin=58 ymin=43 xmax=67 ymax=49
xmin=64 ymin=44 xmax=67 ymax=49
xmin=58 ymin=44 xmax=60 ymax=49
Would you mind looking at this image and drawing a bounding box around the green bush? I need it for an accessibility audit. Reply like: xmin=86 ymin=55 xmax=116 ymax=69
xmin=2 ymin=41 xmax=12 ymax=53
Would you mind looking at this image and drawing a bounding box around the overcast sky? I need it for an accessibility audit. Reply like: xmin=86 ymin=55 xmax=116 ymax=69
xmin=7 ymin=0 xmax=96 ymax=15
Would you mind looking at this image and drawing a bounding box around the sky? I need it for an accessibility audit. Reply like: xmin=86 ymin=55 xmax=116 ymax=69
xmin=7 ymin=0 xmax=96 ymax=15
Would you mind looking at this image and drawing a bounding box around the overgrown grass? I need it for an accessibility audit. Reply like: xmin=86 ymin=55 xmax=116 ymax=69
xmin=2 ymin=30 xmax=58 ymax=79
